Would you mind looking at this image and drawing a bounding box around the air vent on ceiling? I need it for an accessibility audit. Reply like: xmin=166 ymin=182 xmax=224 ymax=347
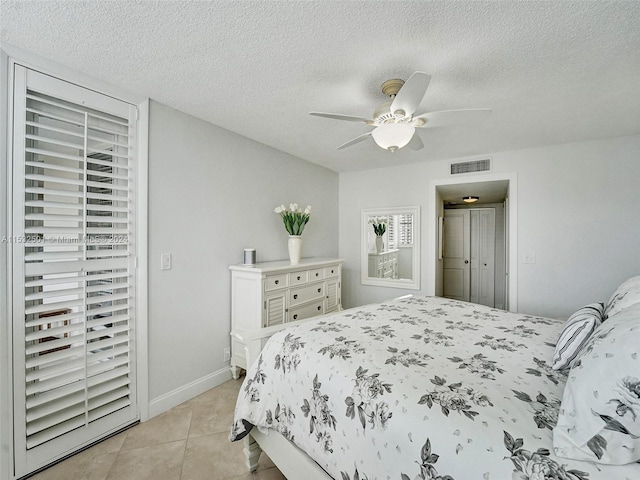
xmin=450 ymin=159 xmax=491 ymax=175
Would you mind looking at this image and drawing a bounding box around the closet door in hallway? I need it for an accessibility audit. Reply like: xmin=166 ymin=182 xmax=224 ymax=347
xmin=443 ymin=208 xmax=495 ymax=307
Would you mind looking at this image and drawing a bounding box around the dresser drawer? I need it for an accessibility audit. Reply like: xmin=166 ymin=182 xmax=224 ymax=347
xmin=309 ymin=268 xmax=325 ymax=281
xmin=290 ymin=283 xmax=324 ymax=307
xmin=288 ymin=271 xmax=309 ymax=286
xmin=264 ymin=274 xmax=288 ymax=291
xmin=325 ymin=265 xmax=340 ymax=278
xmin=289 ymin=299 xmax=324 ymax=322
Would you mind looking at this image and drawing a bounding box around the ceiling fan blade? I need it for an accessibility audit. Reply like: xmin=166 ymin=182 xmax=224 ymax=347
xmin=390 ymin=72 xmax=431 ymax=117
xmin=310 ymin=112 xmax=372 ymax=123
xmin=407 ymin=132 xmax=424 ymax=151
xmin=337 ymin=132 xmax=372 ymax=150
xmin=414 ymin=108 xmax=492 ymax=128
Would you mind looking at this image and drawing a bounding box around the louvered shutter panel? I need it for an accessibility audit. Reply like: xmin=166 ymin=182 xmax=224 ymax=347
xmin=12 ymin=66 xmax=138 ymax=475
xmin=326 ymin=282 xmax=338 ymax=311
xmin=265 ymin=296 xmax=286 ymax=326
xmin=398 ymin=214 xmax=414 ymax=245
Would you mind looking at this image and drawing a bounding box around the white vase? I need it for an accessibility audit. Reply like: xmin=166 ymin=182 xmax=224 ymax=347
xmin=288 ymin=235 xmax=302 ymax=265
xmin=375 ymin=236 xmax=383 ymax=253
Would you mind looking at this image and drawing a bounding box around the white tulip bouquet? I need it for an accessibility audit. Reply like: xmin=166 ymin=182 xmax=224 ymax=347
xmin=369 ymin=216 xmax=387 ymax=237
xmin=274 ymin=203 xmax=312 ymax=236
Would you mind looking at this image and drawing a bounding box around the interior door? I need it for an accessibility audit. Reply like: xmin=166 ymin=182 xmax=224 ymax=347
xmin=443 ymin=209 xmax=470 ymax=301
xmin=470 ymin=209 xmax=495 ymax=307
xmin=11 ymin=65 xmax=139 ymax=477
xmin=443 ymin=208 xmax=496 ymax=307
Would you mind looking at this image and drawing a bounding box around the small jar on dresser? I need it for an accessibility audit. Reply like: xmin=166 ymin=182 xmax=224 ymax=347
xmin=229 ymin=257 xmax=343 ymax=379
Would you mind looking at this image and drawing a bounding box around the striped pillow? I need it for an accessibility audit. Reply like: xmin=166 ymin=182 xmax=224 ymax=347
xmin=552 ymin=303 xmax=604 ymax=371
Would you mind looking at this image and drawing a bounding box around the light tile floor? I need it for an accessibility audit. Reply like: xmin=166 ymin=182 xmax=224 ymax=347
xmin=29 ymin=378 xmax=286 ymax=480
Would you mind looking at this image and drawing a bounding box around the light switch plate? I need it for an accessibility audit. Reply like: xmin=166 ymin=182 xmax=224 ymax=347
xmin=161 ymin=253 xmax=172 ymax=270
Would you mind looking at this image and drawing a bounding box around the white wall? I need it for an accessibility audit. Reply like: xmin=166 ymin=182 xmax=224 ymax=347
xmin=147 ymin=101 xmax=338 ymax=409
xmin=339 ymin=134 xmax=640 ymax=318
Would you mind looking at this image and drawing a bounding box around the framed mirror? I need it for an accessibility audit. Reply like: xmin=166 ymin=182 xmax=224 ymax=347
xmin=361 ymin=206 xmax=420 ymax=289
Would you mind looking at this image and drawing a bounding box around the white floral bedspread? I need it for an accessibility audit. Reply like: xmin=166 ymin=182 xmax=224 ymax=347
xmin=230 ymin=296 xmax=640 ymax=480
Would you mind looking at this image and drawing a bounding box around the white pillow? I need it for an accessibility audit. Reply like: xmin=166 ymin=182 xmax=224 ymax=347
xmin=553 ymin=303 xmax=640 ymax=465
xmin=605 ymin=275 xmax=640 ymax=319
xmin=551 ymin=303 xmax=604 ymax=371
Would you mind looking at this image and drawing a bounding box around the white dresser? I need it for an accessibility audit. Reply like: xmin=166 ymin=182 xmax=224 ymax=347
xmin=229 ymin=257 xmax=343 ymax=378
xmin=368 ymin=249 xmax=399 ymax=278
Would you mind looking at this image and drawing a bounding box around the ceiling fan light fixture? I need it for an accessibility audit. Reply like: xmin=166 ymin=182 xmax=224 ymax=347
xmin=371 ymin=123 xmax=415 ymax=152
xmin=310 ymin=71 xmax=490 ymax=152
xmin=462 ymin=196 xmax=479 ymax=203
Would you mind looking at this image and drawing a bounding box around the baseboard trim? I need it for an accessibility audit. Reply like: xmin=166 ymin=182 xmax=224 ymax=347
xmin=147 ymin=367 xmax=233 ymax=419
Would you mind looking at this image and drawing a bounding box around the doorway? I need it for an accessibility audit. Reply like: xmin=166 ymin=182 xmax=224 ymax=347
xmin=427 ymin=173 xmax=518 ymax=312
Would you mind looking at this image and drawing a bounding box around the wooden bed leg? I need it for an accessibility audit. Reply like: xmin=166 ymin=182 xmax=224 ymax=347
xmin=243 ymin=433 xmax=262 ymax=472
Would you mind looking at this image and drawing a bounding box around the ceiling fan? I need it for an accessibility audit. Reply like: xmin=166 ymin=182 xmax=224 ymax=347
xmin=310 ymin=72 xmax=491 ymax=152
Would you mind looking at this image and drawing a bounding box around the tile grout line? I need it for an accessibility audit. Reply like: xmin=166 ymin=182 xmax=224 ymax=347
xmin=102 ymin=429 xmax=128 ymax=480
xmin=178 ymin=439 xmax=189 ymax=480
xmin=178 ymin=406 xmax=194 ymax=480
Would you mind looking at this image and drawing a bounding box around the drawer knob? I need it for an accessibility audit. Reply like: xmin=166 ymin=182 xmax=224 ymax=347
xmin=293 ymin=314 xmax=298 ymax=320
xmin=293 ymin=294 xmax=298 ymax=299
xmin=275 ymin=280 xmax=279 ymax=285
xmin=317 ymin=306 xmax=321 ymax=311
xmin=297 ymin=275 xmax=301 ymax=280
xmin=317 ymin=288 xmax=321 ymax=293
xmin=315 ymin=273 xmax=319 ymax=277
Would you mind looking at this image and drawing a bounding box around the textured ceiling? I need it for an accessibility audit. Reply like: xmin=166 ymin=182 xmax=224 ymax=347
xmin=2 ymin=1 xmax=640 ymax=173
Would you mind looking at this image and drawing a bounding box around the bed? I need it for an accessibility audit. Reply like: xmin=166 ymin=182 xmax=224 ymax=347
xmin=230 ymin=292 xmax=640 ymax=480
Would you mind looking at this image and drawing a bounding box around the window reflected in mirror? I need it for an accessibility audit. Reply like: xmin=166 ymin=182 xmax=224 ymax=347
xmin=361 ymin=206 xmax=420 ymax=290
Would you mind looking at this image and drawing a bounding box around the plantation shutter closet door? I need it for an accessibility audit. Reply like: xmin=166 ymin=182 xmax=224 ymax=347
xmin=11 ymin=65 xmax=139 ymax=477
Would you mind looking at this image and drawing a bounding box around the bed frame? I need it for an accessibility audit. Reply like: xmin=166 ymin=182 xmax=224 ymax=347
xmin=244 ymin=428 xmax=332 ymax=480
